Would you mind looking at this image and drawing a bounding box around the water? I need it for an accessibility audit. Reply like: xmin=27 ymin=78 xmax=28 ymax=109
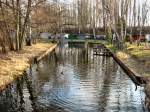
xmin=0 ymin=44 xmax=147 ymax=112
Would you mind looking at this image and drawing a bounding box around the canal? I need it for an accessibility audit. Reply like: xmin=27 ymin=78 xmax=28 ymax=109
xmin=0 ymin=44 xmax=147 ymax=112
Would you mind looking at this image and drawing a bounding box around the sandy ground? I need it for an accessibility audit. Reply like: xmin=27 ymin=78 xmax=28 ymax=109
xmin=0 ymin=42 xmax=56 ymax=90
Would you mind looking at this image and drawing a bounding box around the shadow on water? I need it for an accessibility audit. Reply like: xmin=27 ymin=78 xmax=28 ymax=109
xmin=0 ymin=43 xmax=148 ymax=112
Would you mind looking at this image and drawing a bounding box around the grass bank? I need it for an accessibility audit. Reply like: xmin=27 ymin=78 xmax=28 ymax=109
xmin=126 ymin=44 xmax=150 ymax=76
xmin=126 ymin=43 xmax=150 ymax=62
xmin=106 ymin=43 xmax=150 ymax=77
xmin=106 ymin=42 xmax=150 ymax=109
xmin=0 ymin=42 xmax=57 ymax=91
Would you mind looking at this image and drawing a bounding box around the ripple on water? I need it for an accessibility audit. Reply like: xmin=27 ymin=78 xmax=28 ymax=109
xmin=0 ymin=46 xmax=147 ymax=112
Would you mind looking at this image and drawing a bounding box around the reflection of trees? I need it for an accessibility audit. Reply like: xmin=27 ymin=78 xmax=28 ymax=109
xmin=0 ymin=77 xmax=26 ymax=111
xmin=98 ymin=56 xmax=119 ymax=110
xmin=37 ymin=55 xmax=54 ymax=81
xmin=0 ymin=84 xmax=18 ymax=111
xmin=0 ymin=44 xmax=142 ymax=112
xmin=72 ymin=47 xmax=89 ymax=79
xmin=16 ymin=77 xmax=25 ymax=111
xmin=98 ymin=56 xmax=110 ymax=110
xmin=24 ymin=72 xmax=38 ymax=111
xmin=64 ymin=45 xmax=120 ymax=111
xmin=35 ymin=50 xmax=66 ymax=93
xmin=57 ymin=44 xmax=122 ymax=111
xmin=0 ymin=71 xmax=38 ymax=111
xmin=0 ymin=68 xmax=46 ymax=112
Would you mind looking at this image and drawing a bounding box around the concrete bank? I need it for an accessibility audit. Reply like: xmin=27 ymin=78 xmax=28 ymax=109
xmin=0 ymin=42 xmax=57 ymax=91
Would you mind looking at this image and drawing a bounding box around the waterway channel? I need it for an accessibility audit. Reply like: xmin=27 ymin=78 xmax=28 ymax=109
xmin=0 ymin=43 xmax=147 ymax=112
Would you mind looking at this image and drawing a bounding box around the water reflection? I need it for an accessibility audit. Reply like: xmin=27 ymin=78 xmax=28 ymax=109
xmin=0 ymin=44 xmax=147 ymax=112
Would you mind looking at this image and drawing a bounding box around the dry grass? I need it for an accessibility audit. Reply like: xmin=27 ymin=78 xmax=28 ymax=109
xmin=0 ymin=42 xmax=55 ymax=90
xmin=116 ymin=44 xmax=150 ymax=77
xmin=127 ymin=43 xmax=150 ymax=61
xmin=116 ymin=51 xmax=129 ymax=59
xmin=116 ymin=51 xmax=150 ymax=77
